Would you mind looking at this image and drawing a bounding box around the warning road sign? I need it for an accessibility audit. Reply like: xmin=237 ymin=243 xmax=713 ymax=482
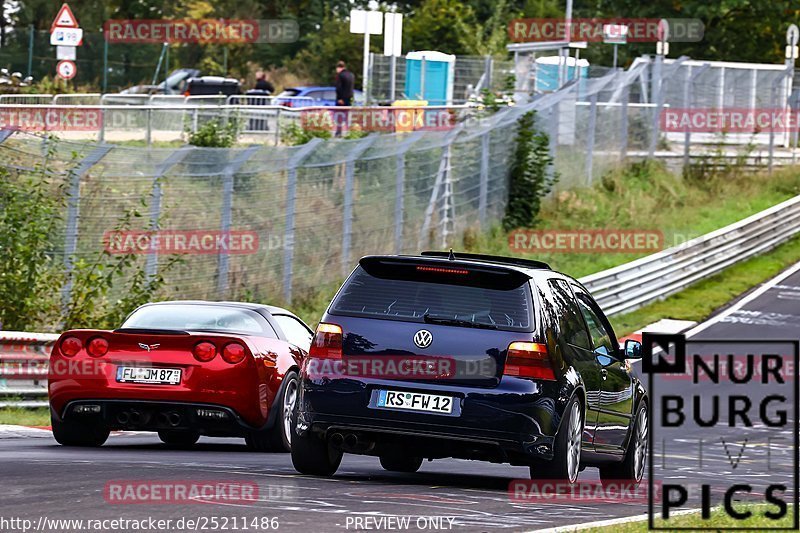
xmin=56 ymin=60 xmax=76 ymax=80
xmin=51 ymin=4 xmax=79 ymax=32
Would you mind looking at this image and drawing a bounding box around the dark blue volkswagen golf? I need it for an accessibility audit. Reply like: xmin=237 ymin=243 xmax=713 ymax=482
xmin=291 ymin=252 xmax=648 ymax=485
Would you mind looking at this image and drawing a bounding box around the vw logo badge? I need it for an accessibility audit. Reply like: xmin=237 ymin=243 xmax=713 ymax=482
xmin=413 ymin=329 xmax=433 ymax=349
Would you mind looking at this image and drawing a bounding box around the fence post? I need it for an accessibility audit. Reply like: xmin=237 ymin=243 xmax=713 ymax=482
xmin=585 ymin=94 xmax=598 ymax=185
xmin=341 ymin=135 xmax=378 ymax=277
xmin=146 ymin=108 xmax=152 ymax=146
xmin=61 ymin=145 xmax=114 ymax=305
xmin=217 ymin=146 xmax=260 ymax=297
xmin=27 ymin=25 xmax=34 ymax=78
xmin=282 ymin=138 xmax=324 ymax=303
xmin=145 ymin=147 xmax=193 ymax=281
xmin=768 ymin=68 xmax=793 ymax=174
xmin=419 ymin=125 xmax=463 ymax=249
xmin=393 ymin=132 xmax=424 ymax=254
xmin=478 ymin=131 xmax=490 ymax=227
xmin=683 ymin=64 xmax=710 ymax=172
xmin=648 ymin=54 xmax=663 ymax=158
xmin=620 ymin=84 xmax=629 ymax=161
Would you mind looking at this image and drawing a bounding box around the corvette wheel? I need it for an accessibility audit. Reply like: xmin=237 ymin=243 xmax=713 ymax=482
xmin=530 ymin=395 xmax=583 ymax=484
xmin=51 ymin=412 xmax=109 ymax=447
xmin=246 ymin=371 xmax=298 ymax=453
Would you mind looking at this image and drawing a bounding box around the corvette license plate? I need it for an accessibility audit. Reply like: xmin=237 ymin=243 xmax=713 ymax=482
xmin=375 ymin=390 xmax=453 ymax=414
xmin=116 ymin=366 xmax=181 ymax=385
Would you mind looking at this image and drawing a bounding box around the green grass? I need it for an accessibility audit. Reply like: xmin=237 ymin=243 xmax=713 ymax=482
xmin=0 ymin=407 xmax=50 ymax=426
xmin=584 ymin=505 xmax=796 ymax=532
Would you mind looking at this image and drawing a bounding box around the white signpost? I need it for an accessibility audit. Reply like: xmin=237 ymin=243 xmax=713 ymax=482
xmin=383 ymin=12 xmax=403 ymax=102
xmin=602 ymin=23 xmax=628 ymax=69
xmin=350 ymin=9 xmax=383 ymax=104
xmin=51 ymin=3 xmax=81 ymax=80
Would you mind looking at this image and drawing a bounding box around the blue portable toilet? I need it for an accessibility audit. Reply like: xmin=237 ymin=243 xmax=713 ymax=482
xmin=534 ymin=56 xmax=589 ymax=92
xmin=404 ymin=51 xmax=456 ymax=105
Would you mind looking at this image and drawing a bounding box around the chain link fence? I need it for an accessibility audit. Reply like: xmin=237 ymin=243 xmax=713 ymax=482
xmin=2 ymin=53 xmax=798 ymax=307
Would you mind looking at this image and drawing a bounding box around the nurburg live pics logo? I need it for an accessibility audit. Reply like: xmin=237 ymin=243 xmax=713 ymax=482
xmin=642 ymin=333 xmax=799 ymax=530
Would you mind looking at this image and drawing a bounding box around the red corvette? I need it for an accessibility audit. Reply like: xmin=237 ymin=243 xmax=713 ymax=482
xmin=48 ymin=301 xmax=312 ymax=451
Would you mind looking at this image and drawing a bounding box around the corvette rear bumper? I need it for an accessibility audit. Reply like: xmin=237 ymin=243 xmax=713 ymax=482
xmin=56 ymin=399 xmax=268 ymax=436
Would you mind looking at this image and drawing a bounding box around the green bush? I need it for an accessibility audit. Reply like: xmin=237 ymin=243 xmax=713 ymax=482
xmin=0 ymin=158 xmax=178 ymax=332
xmin=186 ymin=116 xmax=239 ymax=148
xmin=503 ymin=111 xmax=558 ymax=231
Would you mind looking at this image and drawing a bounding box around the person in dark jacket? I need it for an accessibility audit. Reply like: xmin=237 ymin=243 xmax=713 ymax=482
xmin=334 ymin=61 xmax=355 ymax=106
xmin=254 ymin=70 xmax=274 ymax=94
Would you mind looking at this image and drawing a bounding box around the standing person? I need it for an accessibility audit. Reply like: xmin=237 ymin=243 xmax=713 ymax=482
xmin=254 ymin=70 xmax=274 ymax=94
xmin=335 ymin=61 xmax=355 ymax=106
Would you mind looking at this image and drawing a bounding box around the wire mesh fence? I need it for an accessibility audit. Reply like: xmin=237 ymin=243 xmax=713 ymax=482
xmin=2 ymin=54 xmax=797 ymax=308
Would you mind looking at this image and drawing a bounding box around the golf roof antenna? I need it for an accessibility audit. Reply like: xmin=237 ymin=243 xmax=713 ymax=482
xmin=448 ymin=248 xmax=455 ymax=261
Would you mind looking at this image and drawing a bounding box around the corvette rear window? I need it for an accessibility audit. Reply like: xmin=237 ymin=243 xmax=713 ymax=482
xmin=329 ymin=266 xmax=532 ymax=331
xmin=122 ymin=304 xmax=275 ymax=336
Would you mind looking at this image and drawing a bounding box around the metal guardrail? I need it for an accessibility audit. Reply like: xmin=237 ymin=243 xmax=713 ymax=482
xmin=580 ymin=195 xmax=800 ymax=315
xmin=2 ymin=195 xmax=800 ymax=408
xmin=0 ymin=332 xmax=55 ymax=409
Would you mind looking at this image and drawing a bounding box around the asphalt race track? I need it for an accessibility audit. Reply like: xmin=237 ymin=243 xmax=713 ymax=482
xmin=2 ymin=264 xmax=800 ymax=533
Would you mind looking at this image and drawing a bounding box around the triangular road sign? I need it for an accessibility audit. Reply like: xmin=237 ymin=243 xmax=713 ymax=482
xmin=51 ymin=3 xmax=79 ymax=32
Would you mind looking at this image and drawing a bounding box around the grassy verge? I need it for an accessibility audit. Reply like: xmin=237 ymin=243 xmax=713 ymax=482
xmin=584 ymin=505 xmax=795 ymax=532
xmin=0 ymin=407 xmax=50 ymax=426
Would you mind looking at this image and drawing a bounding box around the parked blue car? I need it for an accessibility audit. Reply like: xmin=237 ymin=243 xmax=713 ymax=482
xmin=274 ymin=86 xmax=365 ymax=107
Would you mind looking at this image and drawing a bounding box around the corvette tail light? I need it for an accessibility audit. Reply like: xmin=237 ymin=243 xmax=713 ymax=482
xmin=86 ymin=337 xmax=109 ymax=357
xmin=309 ymin=323 xmax=342 ymax=359
xmin=505 ymin=342 xmax=555 ymax=380
xmin=60 ymin=336 xmax=82 ymax=357
xmin=193 ymin=341 xmax=217 ymax=362
xmin=221 ymin=342 xmax=246 ymax=364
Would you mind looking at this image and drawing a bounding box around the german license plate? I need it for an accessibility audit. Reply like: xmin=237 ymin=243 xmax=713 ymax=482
xmin=376 ymin=390 xmax=453 ymax=414
xmin=116 ymin=366 xmax=181 ymax=385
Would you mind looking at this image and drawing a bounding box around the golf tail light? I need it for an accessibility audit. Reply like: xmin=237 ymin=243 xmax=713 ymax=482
xmin=221 ymin=342 xmax=246 ymax=364
xmin=60 ymin=336 xmax=82 ymax=357
xmin=86 ymin=337 xmax=109 ymax=357
xmin=193 ymin=341 xmax=217 ymax=362
xmin=505 ymin=342 xmax=556 ymax=380
xmin=309 ymin=323 xmax=343 ymax=359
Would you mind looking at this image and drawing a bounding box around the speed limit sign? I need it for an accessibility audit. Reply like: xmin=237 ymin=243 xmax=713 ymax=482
xmin=56 ymin=59 xmax=76 ymax=80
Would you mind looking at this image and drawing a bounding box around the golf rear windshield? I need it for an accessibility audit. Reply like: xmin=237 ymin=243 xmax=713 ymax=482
xmin=329 ymin=263 xmax=532 ymax=331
